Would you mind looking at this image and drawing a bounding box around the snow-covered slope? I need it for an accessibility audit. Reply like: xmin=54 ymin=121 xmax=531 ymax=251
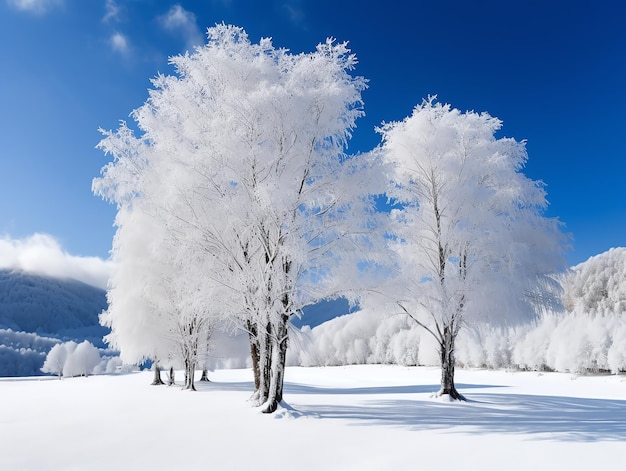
xmin=0 ymin=269 xmax=108 ymax=376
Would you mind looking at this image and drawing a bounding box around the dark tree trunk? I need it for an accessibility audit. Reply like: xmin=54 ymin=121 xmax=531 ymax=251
xmin=151 ymin=363 xmax=165 ymax=385
xmin=262 ymin=315 xmax=289 ymax=414
xmin=247 ymin=321 xmax=261 ymax=392
xmin=438 ymin=325 xmax=465 ymax=401
xmin=167 ymin=367 xmax=175 ymax=386
xmin=200 ymin=369 xmax=210 ymax=382
xmin=183 ymin=359 xmax=196 ymax=391
xmin=257 ymin=321 xmax=273 ymax=405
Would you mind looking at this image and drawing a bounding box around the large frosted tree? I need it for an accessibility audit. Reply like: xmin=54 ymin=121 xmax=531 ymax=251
xmin=94 ymin=24 xmax=375 ymax=412
xmin=375 ymin=97 xmax=566 ymax=399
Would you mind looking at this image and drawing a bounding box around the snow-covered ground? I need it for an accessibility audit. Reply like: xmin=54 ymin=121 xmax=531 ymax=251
xmin=2 ymin=365 xmax=625 ymax=470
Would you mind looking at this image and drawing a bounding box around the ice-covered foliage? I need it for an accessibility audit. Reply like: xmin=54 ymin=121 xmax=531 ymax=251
xmin=561 ymin=247 xmax=626 ymax=315
xmin=94 ymin=24 xmax=377 ymax=408
xmin=292 ymin=305 xmax=626 ymax=374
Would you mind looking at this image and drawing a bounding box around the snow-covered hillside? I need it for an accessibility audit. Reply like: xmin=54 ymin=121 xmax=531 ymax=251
xmin=0 ymin=269 xmax=108 ymax=376
xmin=1 ymin=365 xmax=625 ymax=471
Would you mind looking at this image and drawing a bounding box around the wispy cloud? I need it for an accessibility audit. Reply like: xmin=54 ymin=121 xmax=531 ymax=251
xmin=102 ymin=0 xmax=122 ymax=23
xmin=0 ymin=233 xmax=112 ymax=289
xmin=6 ymin=0 xmax=63 ymax=14
xmin=159 ymin=4 xmax=203 ymax=51
xmin=109 ymin=32 xmax=130 ymax=55
xmin=283 ymin=1 xmax=307 ymax=29
xmin=284 ymin=3 xmax=304 ymax=25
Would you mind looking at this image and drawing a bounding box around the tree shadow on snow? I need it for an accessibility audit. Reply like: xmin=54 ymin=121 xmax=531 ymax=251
xmin=192 ymin=378 xmax=626 ymax=441
xmin=283 ymin=382 xmax=501 ymax=396
xmin=287 ymin=387 xmax=626 ymax=442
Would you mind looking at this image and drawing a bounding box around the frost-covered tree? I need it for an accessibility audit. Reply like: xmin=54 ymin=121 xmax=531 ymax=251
xmin=374 ymin=97 xmax=566 ymax=399
xmin=561 ymin=247 xmax=626 ymax=315
xmin=94 ymin=200 xmax=178 ymax=379
xmin=64 ymin=341 xmax=101 ymax=377
xmin=94 ymin=186 xmax=220 ymax=390
xmin=41 ymin=342 xmax=67 ymax=377
xmin=94 ymin=24 xmax=375 ymax=411
xmin=42 ymin=341 xmax=102 ymax=378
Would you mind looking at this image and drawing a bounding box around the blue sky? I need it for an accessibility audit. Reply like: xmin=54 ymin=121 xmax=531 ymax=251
xmin=0 ymin=0 xmax=624 ymax=266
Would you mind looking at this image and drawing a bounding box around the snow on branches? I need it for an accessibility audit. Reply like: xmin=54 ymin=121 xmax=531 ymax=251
xmin=94 ymin=24 xmax=377 ymax=408
xmin=371 ymin=97 xmax=567 ymax=398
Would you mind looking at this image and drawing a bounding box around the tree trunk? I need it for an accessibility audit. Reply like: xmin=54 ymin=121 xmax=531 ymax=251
xmin=183 ymin=359 xmax=196 ymax=391
xmin=167 ymin=367 xmax=175 ymax=386
xmin=438 ymin=325 xmax=465 ymax=401
xmin=262 ymin=315 xmax=289 ymax=414
xmin=247 ymin=321 xmax=261 ymax=392
xmin=151 ymin=363 xmax=165 ymax=385
xmin=254 ymin=321 xmax=272 ymax=406
xmin=200 ymin=369 xmax=210 ymax=382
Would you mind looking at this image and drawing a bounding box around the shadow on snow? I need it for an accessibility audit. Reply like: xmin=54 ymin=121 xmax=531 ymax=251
xmin=197 ymin=378 xmax=626 ymax=442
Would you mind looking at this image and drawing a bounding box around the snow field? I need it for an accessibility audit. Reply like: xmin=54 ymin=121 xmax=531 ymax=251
xmin=1 ymin=365 xmax=625 ymax=471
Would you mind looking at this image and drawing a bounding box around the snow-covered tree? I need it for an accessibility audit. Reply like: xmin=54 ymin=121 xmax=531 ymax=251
xmin=42 ymin=340 xmax=102 ymax=377
xmin=373 ymin=97 xmax=566 ymax=399
xmin=41 ymin=342 xmax=67 ymax=377
xmin=94 ymin=24 xmax=375 ymax=411
xmin=561 ymin=247 xmax=626 ymax=315
xmin=64 ymin=341 xmax=101 ymax=377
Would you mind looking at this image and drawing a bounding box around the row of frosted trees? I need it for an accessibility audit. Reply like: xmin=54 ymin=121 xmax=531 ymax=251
xmin=93 ymin=24 xmax=566 ymax=412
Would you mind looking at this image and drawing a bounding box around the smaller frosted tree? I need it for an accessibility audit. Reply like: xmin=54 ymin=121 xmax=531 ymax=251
xmin=41 ymin=343 xmax=68 ymax=378
xmin=42 ymin=341 xmax=101 ymax=378
xmin=375 ymin=97 xmax=566 ymax=399
xmin=63 ymin=341 xmax=101 ymax=377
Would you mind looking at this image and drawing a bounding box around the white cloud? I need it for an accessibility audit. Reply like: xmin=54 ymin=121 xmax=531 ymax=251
xmin=103 ymin=0 xmax=121 ymax=23
xmin=159 ymin=4 xmax=203 ymax=51
xmin=0 ymin=233 xmax=112 ymax=290
xmin=109 ymin=32 xmax=130 ymax=55
xmin=6 ymin=0 xmax=63 ymax=14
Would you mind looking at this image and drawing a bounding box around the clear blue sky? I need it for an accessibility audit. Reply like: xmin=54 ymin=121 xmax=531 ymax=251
xmin=1 ymin=0 xmax=624 ymax=265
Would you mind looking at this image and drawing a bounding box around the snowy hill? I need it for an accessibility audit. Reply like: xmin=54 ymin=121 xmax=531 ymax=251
xmin=0 ymin=269 xmax=108 ymax=376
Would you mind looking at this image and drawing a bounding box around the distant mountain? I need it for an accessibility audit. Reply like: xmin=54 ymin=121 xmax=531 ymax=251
xmin=0 ymin=269 xmax=109 ymax=376
xmin=0 ymin=269 xmax=108 ymax=342
xmin=294 ymin=298 xmax=355 ymax=329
